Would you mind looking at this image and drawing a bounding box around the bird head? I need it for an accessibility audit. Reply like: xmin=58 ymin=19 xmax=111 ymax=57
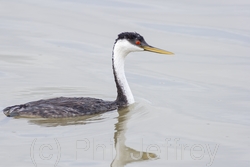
xmin=114 ymin=32 xmax=174 ymax=55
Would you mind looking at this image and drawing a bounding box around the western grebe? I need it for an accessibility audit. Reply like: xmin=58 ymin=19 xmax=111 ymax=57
xmin=3 ymin=32 xmax=174 ymax=118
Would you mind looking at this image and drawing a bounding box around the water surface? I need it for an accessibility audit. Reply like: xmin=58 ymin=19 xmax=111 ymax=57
xmin=0 ymin=0 xmax=250 ymax=166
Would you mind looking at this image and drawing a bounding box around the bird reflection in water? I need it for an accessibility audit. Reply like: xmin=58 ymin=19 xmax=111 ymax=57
xmin=24 ymin=104 xmax=157 ymax=166
xmin=111 ymin=105 xmax=157 ymax=167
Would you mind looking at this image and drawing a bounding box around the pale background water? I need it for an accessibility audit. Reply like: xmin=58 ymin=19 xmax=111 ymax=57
xmin=0 ymin=0 xmax=250 ymax=166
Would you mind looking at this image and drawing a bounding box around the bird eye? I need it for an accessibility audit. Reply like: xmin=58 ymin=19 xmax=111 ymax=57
xmin=135 ymin=40 xmax=141 ymax=45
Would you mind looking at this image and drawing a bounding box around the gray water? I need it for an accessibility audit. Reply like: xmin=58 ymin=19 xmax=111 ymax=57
xmin=0 ymin=0 xmax=250 ymax=166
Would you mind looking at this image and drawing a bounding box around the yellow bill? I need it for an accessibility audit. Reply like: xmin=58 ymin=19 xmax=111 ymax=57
xmin=143 ymin=46 xmax=174 ymax=55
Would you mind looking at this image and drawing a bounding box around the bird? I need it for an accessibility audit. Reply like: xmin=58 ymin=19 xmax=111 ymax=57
xmin=3 ymin=32 xmax=174 ymax=118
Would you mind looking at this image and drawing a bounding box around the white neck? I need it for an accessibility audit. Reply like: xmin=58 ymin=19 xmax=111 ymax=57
xmin=112 ymin=39 xmax=143 ymax=106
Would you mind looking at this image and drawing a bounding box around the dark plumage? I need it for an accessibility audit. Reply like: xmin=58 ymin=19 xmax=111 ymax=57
xmin=116 ymin=32 xmax=148 ymax=46
xmin=117 ymin=32 xmax=144 ymax=41
xmin=3 ymin=97 xmax=117 ymax=118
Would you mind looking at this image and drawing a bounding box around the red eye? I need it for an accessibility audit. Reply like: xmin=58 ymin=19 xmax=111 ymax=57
xmin=135 ymin=40 xmax=141 ymax=45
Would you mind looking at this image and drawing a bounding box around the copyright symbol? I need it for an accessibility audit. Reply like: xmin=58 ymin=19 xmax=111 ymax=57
xmin=30 ymin=138 xmax=61 ymax=167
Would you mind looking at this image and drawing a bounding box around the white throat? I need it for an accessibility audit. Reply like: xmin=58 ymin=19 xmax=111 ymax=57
xmin=112 ymin=39 xmax=143 ymax=106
